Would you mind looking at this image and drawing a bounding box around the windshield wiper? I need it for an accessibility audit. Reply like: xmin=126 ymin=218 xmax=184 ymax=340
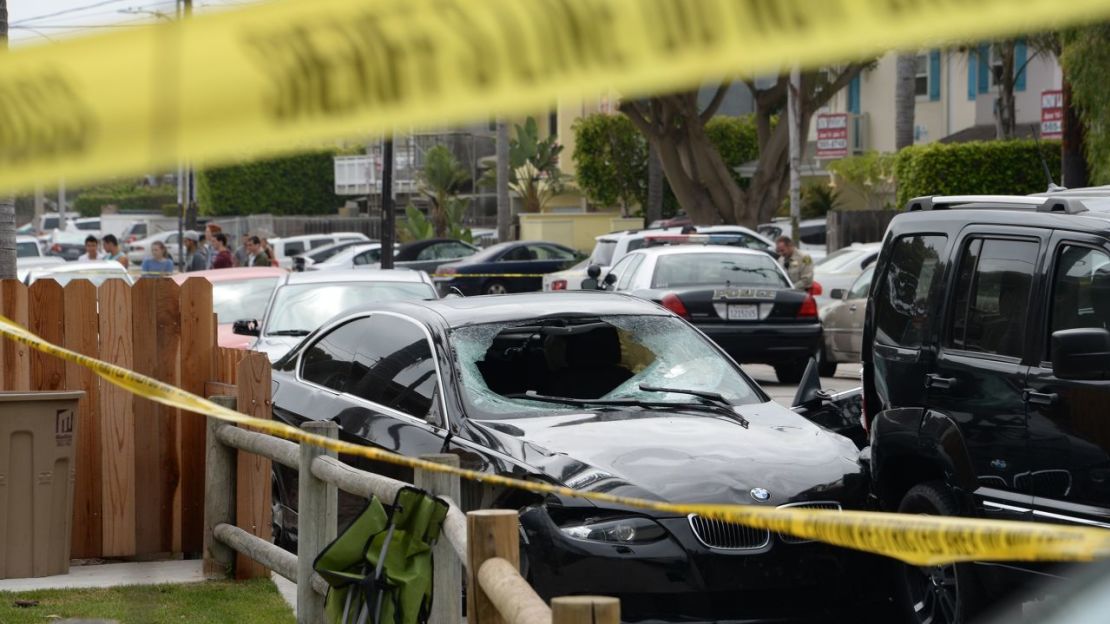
xmin=505 ymin=392 xmax=748 ymax=428
xmin=267 ymin=329 xmax=311 ymax=336
xmin=638 ymin=385 xmax=748 ymax=428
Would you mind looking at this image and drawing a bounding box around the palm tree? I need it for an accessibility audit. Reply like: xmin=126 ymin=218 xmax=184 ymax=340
xmin=417 ymin=146 xmax=468 ymax=238
xmin=0 ymin=0 xmax=16 ymax=280
xmin=895 ymin=53 xmax=917 ymax=151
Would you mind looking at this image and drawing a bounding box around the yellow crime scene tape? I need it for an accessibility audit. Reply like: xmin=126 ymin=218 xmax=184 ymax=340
xmin=0 ymin=314 xmax=1107 ymax=567
xmin=3 ymin=0 xmax=1110 ymax=194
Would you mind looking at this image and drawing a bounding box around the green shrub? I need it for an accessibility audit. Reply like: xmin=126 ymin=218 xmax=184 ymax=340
xmin=73 ymin=184 xmax=178 ymax=217
xmin=894 ymin=140 xmax=1061 ymax=208
xmin=704 ymin=115 xmax=759 ymax=189
xmin=197 ymin=150 xmax=342 ymax=216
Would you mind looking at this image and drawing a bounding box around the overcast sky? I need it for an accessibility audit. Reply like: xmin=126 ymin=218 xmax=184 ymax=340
xmin=7 ymin=0 xmax=250 ymax=46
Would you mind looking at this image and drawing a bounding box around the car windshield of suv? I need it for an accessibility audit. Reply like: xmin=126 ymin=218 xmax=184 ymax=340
xmin=651 ymin=253 xmax=787 ymax=288
xmin=452 ymin=315 xmax=763 ymax=418
xmin=212 ymin=277 xmax=279 ymax=324
xmin=590 ymin=239 xmax=618 ymax=266
xmin=265 ymin=282 xmax=435 ymax=335
xmin=17 ymin=242 xmax=39 ymax=258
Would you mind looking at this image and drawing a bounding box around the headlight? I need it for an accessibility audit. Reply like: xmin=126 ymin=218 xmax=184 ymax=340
xmin=559 ymin=517 xmax=666 ymax=544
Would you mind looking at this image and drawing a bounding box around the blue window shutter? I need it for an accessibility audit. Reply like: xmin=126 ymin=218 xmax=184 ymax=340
xmin=968 ymin=51 xmax=978 ymax=101
xmin=929 ymin=50 xmax=941 ymax=101
xmin=978 ymin=43 xmax=990 ymax=94
xmin=848 ymin=75 xmax=861 ymax=114
xmin=1015 ymin=39 xmax=1028 ymax=92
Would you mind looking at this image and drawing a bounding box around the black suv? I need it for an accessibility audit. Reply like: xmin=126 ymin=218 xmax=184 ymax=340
xmin=863 ymin=191 xmax=1110 ymax=623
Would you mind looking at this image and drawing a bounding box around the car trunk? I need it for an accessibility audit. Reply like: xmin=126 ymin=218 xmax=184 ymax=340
xmin=649 ymin=286 xmax=817 ymax=324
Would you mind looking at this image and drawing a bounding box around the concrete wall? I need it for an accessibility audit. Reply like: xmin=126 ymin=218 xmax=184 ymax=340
xmin=519 ymin=213 xmax=643 ymax=252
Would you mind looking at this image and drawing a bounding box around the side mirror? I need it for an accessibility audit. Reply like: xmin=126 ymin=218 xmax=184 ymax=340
xmin=791 ymin=357 xmax=830 ymax=408
xmin=233 ymin=319 xmax=260 ymax=337
xmin=1051 ymin=328 xmax=1110 ymax=380
xmin=829 ymin=288 xmax=847 ymax=301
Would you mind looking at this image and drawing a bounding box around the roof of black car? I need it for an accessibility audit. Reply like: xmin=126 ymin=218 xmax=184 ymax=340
xmin=355 ymin=292 xmax=669 ymax=327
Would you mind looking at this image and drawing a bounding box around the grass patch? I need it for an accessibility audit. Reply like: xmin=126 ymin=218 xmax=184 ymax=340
xmin=0 ymin=578 xmax=294 ymax=624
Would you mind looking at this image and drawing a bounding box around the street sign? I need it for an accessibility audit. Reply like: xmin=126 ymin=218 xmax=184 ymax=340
xmin=1041 ymin=90 xmax=1064 ymax=139
xmin=816 ymin=113 xmax=850 ymax=159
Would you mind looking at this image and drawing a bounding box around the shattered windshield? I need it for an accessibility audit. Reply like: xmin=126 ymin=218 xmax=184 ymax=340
xmin=451 ymin=315 xmax=764 ymax=418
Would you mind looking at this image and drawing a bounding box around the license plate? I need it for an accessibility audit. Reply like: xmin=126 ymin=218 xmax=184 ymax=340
xmin=727 ymin=304 xmax=758 ymax=321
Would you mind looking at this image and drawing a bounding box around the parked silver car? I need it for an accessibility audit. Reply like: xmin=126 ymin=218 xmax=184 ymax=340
xmin=817 ymin=264 xmax=873 ymax=376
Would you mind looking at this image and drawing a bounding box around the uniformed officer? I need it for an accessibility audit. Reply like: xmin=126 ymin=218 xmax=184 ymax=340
xmin=775 ymin=235 xmax=814 ymax=291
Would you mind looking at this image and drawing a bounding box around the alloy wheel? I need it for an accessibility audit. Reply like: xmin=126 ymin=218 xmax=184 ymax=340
xmin=905 ymin=563 xmax=960 ymax=624
xmin=486 ymin=282 xmax=508 ymax=295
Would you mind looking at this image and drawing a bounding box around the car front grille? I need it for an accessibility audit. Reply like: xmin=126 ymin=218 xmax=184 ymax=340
xmin=687 ymin=514 xmax=770 ymax=551
xmin=776 ymin=501 xmax=842 ymax=544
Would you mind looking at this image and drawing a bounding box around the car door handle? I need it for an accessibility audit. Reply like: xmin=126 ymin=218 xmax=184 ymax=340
xmin=1022 ymin=389 xmax=1058 ymax=406
xmin=925 ymin=374 xmax=956 ymax=390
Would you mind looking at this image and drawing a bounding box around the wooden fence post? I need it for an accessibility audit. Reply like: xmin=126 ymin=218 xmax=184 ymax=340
xmin=298 ymin=421 xmax=337 ymax=624
xmin=466 ymin=510 xmax=519 ymax=624
xmin=202 ymin=399 xmax=237 ymax=580
xmin=415 ymin=454 xmax=462 ymax=624
xmin=98 ymin=279 xmax=135 ymax=557
xmin=551 ymin=597 xmax=620 ymax=624
xmin=235 ymin=352 xmax=273 ymax=580
xmin=64 ymin=280 xmax=101 ymax=559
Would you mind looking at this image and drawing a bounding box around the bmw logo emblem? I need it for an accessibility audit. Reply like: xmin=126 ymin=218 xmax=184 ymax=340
xmin=750 ymin=488 xmax=771 ymax=502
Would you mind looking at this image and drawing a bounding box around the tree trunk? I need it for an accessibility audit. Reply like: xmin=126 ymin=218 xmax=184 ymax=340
xmin=894 ymin=53 xmax=917 ymax=150
xmin=432 ymin=194 xmax=448 ymax=238
xmin=495 ymin=121 xmax=511 ymax=241
xmin=1061 ymin=78 xmax=1089 ymax=188
xmin=0 ymin=0 xmax=16 ymax=280
xmin=646 ymin=145 xmax=663 ymax=225
xmin=996 ymin=43 xmax=1018 ymax=140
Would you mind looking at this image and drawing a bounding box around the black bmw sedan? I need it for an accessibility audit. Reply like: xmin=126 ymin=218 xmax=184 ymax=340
xmin=269 ymin=293 xmax=882 ymax=621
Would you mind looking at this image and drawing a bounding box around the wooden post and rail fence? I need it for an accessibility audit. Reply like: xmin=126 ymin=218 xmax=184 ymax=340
xmin=203 ymin=416 xmax=620 ymax=624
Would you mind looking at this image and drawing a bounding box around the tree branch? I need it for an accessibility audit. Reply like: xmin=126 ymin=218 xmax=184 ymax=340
xmin=700 ymin=82 xmax=732 ymax=123
xmin=620 ymin=101 xmax=654 ymax=137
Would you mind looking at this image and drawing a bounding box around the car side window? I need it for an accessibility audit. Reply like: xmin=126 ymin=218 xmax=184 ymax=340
xmin=310 ymin=238 xmax=332 ymax=249
xmin=874 ymin=234 xmax=946 ymax=349
xmin=605 ymin=255 xmax=636 ymax=290
xmin=947 ymin=238 xmax=1038 ymax=358
xmin=1049 ymin=245 xmax=1110 ymax=341
xmin=848 ymin=266 xmax=874 ymax=300
xmin=300 ymin=316 xmax=440 ymax=422
xmin=285 ymin=242 xmax=305 ymax=256
xmin=800 ymin=226 xmax=826 ymax=246
xmin=616 ymin=254 xmax=644 ymax=290
xmin=499 ymin=246 xmax=531 ymax=261
xmin=353 ymin=249 xmax=380 ymax=265
xmin=530 ymin=244 xmax=575 ymax=260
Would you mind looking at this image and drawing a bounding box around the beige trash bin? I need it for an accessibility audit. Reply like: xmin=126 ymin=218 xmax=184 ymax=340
xmin=0 ymin=391 xmax=84 ymax=579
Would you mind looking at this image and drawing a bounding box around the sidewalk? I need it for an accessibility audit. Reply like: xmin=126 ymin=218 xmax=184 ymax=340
xmin=0 ymin=560 xmax=204 ymax=593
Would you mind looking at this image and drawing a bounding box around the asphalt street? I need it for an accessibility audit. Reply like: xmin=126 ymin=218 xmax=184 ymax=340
xmin=742 ymin=363 xmax=862 ymax=406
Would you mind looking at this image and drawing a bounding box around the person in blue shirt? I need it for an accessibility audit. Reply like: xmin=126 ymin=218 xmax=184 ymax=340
xmin=140 ymin=241 xmax=175 ymax=276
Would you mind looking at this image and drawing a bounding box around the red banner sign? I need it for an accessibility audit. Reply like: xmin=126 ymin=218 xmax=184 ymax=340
xmin=1041 ymin=90 xmax=1063 ymax=139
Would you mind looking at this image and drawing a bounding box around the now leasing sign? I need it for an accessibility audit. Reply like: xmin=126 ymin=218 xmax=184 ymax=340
xmin=1041 ymin=90 xmax=1064 ymax=139
xmin=816 ymin=113 xmax=850 ymax=159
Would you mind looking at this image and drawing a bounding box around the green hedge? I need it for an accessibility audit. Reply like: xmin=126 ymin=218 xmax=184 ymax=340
xmin=197 ymin=150 xmax=342 ymax=216
xmin=894 ymin=140 xmax=1061 ymax=208
xmin=73 ymin=185 xmax=177 ymax=217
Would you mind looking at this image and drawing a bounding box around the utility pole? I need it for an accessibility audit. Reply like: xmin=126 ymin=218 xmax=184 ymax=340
xmin=0 ymin=0 xmax=16 ymax=280
xmin=380 ymin=137 xmax=395 ymax=269
xmin=495 ymin=121 xmax=511 ymax=242
xmin=788 ymin=66 xmax=802 ymax=237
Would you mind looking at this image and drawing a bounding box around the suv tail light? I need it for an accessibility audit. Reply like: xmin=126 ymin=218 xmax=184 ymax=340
xmin=551 ymin=280 xmax=567 ymax=290
xmin=808 ymin=281 xmax=823 ymax=296
xmin=797 ymin=295 xmax=818 ymax=319
xmin=660 ymin=293 xmax=689 ymax=318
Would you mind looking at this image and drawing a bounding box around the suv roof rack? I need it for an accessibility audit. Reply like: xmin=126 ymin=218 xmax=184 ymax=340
xmin=905 ymin=195 xmax=1090 ymax=215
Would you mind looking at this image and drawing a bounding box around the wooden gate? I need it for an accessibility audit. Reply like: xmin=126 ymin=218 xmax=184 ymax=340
xmin=0 ymin=277 xmax=266 ymax=559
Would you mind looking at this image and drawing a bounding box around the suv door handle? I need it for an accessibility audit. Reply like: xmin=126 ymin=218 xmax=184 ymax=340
xmin=925 ymin=374 xmax=956 ymax=390
xmin=1022 ymin=389 xmax=1058 ymax=406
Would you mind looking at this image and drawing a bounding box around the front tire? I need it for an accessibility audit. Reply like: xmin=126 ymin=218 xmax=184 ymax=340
xmin=484 ymin=280 xmax=509 ymax=295
xmin=895 ymin=482 xmax=982 ymax=624
xmin=774 ymin=359 xmax=807 ymax=384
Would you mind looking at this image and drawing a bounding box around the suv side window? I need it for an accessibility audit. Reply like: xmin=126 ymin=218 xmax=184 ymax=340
xmin=848 ymin=265 xmax=874 ymax=300
xmin=1050 ymin=245 xmax=1110 ymax=339
xmin=874 ymin=234 xmax=946 ymax=348
xmin=947 ymin=238 xmax=1038 ymax=358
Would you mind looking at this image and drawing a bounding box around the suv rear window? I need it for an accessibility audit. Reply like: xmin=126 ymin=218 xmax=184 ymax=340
xmin=874 ymin=234 xmax=946 ymax=349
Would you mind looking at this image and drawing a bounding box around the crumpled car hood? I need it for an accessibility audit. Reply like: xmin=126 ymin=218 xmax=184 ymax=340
xmin=467 ymin=401 xmax=866 ymax=507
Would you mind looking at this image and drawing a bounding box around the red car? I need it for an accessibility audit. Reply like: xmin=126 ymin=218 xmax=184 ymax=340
xmin=174 ymin=267 xmax=286 ymax=349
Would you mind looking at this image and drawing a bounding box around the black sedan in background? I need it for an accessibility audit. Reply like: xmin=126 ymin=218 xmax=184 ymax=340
xmin=269 ymin=293 xmax=881 ymax=622
xmin=433 ymin=240 xmax=583 ymax=295
xmin=392 ymin=238 xmax=478 ymax=274
xmin=602 ymin=245 xmax=822 ymax=383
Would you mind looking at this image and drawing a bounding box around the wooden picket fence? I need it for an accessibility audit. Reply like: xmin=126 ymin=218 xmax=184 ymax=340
xmin=0 ymin=277 xmax=266 ymax=560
